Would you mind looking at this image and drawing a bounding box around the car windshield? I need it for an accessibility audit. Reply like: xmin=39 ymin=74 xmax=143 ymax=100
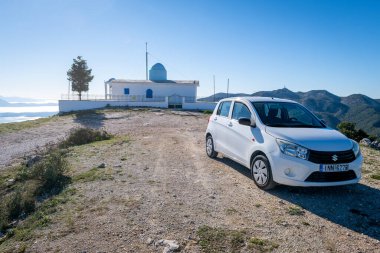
xmin=252 ymin=102 xmax=325 ymax=128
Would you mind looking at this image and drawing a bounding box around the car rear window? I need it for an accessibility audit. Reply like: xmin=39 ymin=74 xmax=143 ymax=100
xmin=217 ymin=101 xmax=231 ymax=117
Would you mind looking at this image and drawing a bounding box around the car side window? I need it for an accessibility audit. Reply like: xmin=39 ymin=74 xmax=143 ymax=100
xmin=219 ymin=101 xmax=231 ymax=117
xmin=216 ymin=102 xmax=224 ymax=115
xmin=232 ymin=102 xmax=251 ymax=120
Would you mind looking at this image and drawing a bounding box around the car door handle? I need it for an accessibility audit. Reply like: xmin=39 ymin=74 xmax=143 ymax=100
xmin=228 ymin=122 xmax=233 ymax=127
xmin=214 ymin=117 xmax=217 ymax=121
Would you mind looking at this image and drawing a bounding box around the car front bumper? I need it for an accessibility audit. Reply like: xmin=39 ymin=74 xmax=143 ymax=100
xmin=267 ymin=151 xmax=363 ymax=187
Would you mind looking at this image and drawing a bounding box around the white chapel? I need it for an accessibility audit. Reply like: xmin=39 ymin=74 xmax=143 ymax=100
xmin=105 ymin=63 xmax=199 ymax=105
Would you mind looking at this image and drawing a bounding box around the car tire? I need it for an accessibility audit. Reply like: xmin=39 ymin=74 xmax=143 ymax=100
xmin=206 ymin=135 xmax=218 ymax=158
xmin=251 ymin=155 xmax=276 ymax=190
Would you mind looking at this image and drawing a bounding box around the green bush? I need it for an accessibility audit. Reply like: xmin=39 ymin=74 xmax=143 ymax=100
xmin=0 ymin=184 xmax=38 ymax=233
xmin=0 ymin=206 xmax=8 ymax=232
xmin=60 ymin=128 xmax=112 ymax=148
xmin=0 ymin=149 xmax=70 ymax=234
xmin=31 ymin=150 xmax=70 ymax=194
xmin=7 ymin=191 xmax=23 ymax=220
xmin=337 ymin=122 xmax=369 ymax=142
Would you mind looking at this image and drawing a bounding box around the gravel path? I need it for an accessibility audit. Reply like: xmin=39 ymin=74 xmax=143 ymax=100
xmin=1 ymin=109 xmax=379 ymax=252
xmin=0 ymin=117 xmax=77 ymax=168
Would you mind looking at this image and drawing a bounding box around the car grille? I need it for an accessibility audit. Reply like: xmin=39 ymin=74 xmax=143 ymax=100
xmin=305 ymin=170 xmax=357 ymax=182
xmin=308 ymin=149 xmax=355 ymax=164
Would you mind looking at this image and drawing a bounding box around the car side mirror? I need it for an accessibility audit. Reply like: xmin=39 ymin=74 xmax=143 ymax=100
xmin=238 ymin=117 xmax=255 ymax=127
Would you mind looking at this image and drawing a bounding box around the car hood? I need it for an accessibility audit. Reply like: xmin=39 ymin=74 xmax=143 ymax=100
xmin=265 ymin=127 xmax=353 ymax=151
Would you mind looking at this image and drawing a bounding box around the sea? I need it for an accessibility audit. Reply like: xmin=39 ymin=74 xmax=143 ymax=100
xmin=0 ymin=102 xmax=59 ymax=124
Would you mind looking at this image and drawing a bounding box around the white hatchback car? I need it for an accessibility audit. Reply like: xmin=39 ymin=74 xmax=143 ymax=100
xmin=205 ymin=97 xmax=362 ymax=190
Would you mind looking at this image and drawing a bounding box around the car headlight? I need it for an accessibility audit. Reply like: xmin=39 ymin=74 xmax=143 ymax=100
xmin=276 ymin=139 xmax=309 ymax=160
xmin=351 ymin=139 xmax=360 ymax=157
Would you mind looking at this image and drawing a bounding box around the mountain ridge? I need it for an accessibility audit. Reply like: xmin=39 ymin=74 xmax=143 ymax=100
xmin=199 ymin=88 xmax=380 ymax=136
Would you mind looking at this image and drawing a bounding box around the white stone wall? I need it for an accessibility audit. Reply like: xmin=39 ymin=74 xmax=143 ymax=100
xmin=110 ymin=82 xmax=197 ymax=98
xmin=59 ymin=99 xmax=169 ymax=113
xmin=182 ymin=101 xmax=217 ymax=111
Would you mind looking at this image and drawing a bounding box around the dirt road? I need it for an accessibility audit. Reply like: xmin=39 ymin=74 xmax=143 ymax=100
xmin=1 ymin=109 xmax=379 ymax=252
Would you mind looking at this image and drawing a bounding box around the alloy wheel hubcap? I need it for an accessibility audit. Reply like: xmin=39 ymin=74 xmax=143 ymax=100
xmin=206 ymin=138 xmax=213 ymax=155
xmin=252 ymin=160 xmax=268 ymax=185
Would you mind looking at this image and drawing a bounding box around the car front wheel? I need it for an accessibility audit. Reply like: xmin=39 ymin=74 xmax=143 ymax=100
xmin=206 ymin=135 xmax=218 ymax=158
xmin=251 ymin=155 xmax=276 ymax=190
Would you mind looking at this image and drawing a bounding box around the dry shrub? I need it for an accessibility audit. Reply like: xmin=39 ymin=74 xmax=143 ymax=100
xmin=59 ymin=128 xmax=112 ymax=148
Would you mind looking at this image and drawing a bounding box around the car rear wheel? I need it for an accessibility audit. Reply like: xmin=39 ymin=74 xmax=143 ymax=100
xmin=206 ymin=136 xmax=218 ymax=158
xmin=251 ymin=155 xmax=276 ymax=190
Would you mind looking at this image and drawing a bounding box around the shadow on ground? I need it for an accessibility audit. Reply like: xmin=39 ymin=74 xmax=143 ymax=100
xmin=73 ymin=110 xmax=106 ymax=129
xmin=216 ymin=156 xmax=380 ymax=241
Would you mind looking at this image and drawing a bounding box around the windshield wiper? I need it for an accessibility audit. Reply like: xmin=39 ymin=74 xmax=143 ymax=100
xmin=289 ymin=124 xmax=322 ymax=128
xmin=266 ymin=123 xmax=323 ymax=128
xmin=266 ymin=123 xmax=289 ymax=127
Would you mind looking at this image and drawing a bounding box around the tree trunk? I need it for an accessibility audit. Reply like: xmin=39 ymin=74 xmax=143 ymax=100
xmin=79 ymin=92 xmax=82 ymax=101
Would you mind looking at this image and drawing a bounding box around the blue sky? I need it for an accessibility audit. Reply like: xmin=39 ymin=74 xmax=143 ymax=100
xmin=0 ymin=0 xmax=379 ymax=99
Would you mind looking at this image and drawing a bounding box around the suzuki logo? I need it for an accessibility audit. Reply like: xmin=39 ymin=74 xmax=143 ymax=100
xmin=332 ymin=154 xmax=338 ymax=162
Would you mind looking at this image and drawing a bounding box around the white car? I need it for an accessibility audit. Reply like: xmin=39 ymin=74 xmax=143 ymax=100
xmin=205 ymin=97 xmax=362 ymax=190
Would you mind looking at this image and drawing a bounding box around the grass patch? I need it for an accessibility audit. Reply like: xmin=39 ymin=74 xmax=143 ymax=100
xmin=197 ymin=226 xmax=279 ymax=252
xmin=287 ymin=206 xmax=305 ymax=216
xmin=197 ymin=226 xmax=246 ymax=252
xmin=203 ymin=110 xmax=213 ymax=114
xmin=370 ymin=173 xmax=380 ymax=180
xmin=74 ymin=168 xmax=114 ymax=183
xmin=93 ymin=135 xmax=129 ymax=147
xmin=248 ymin=237 xmax=279 ymax=252
xmin=0 ymin=117 xmax=55 ymax=134
xmin=0 ymin=166 xmax=24 ymax=194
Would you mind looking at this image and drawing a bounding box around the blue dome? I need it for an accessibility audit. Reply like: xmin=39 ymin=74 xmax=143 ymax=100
xmin=151 ymin=63 xmax=165 ymax=70
xmin=149 ymin=63 xmax=167 ymax=81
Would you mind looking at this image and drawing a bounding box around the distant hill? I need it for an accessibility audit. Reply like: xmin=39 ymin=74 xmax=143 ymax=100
xmin=0 ymin=98 xmax=9 ymax=106
xmin=0 ymin=96 xmax=44 ymax=103
xmin=200 ymin=92 xmax=250 ymax=102
xmin=0 ymin=96 xmax=57 ymax=107
xmin=200 ymin=88 xmax=380 ymax=136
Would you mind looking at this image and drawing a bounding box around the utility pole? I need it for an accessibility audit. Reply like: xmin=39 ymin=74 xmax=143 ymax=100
xmin=68 ymin=80 xmax=70 ymax=99
xmin=227 ymin=78 xmax=229 ymax=98
xmin=213 ymin=75 xmax=216 ymax=102
xmin=145 ymin=42 xmax=148 ymax=80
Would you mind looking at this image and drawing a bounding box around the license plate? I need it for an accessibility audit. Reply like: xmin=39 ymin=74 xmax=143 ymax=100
xmin=320 ymin=164 xmax=349 ymax=172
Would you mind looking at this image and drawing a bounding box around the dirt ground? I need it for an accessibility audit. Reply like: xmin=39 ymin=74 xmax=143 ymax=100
xmin=1 ymin=108 xmax=379 ymax=253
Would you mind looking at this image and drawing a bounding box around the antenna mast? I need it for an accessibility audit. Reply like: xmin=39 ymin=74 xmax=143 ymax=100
xmin=227 ymin=78 xmax=229 ymax=98
xmin=145 ymin=42 xmax=148 ymax=80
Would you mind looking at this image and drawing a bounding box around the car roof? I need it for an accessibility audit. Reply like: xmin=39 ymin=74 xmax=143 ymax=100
xmin=218 ymin=96 xmax=297 ymax=103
